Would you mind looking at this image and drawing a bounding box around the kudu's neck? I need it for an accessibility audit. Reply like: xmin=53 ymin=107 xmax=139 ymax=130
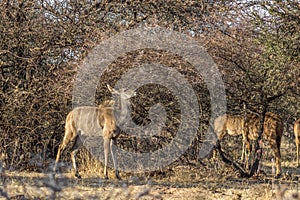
xmin=117 ymin=96 xmax=130 ymax=124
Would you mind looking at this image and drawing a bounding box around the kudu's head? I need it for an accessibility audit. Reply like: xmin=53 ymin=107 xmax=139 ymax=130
xmin=107 ymin=84 xmax=136 ymax=100
xmin=107 ymin=84 xmax=136 ymax=126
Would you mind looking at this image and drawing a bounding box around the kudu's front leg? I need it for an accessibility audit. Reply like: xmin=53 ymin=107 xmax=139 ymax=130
xmin=110 ymin=139 xmax=120 ymax=180
xmin=103 ymin=138 xmax=110 ymax=179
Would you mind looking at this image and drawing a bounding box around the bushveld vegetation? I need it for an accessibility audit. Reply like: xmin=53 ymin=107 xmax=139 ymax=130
xmin=0 ymin=0 xmax=299 ymax=199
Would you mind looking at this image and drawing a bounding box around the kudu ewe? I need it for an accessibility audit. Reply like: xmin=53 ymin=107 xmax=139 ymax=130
xmin=294 ymin=118 xmax=300 ymax=167
xmin=53 ymin=85 xmax=136 ymax=179
xmin=214 ymin=114 xmax=247 ymax=161
xmin=214 ymin=112 xmax=283 ymax=177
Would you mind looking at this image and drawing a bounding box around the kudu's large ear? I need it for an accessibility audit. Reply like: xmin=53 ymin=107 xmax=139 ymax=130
xmin=129 ymin=90 xmax=137 ymax=98
xmin=121 ymin=89 xmax=136 ymax=99
xmin=107 ymin=84 xmax=136 ymax=98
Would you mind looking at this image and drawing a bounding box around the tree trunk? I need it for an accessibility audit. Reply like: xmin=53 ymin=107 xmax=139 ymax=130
xmin=249 ymin=94 xmax=267 ymax=176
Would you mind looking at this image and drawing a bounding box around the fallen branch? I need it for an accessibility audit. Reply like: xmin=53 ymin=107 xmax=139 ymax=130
xmin=215 ymin=140 xmax=250 ymax=178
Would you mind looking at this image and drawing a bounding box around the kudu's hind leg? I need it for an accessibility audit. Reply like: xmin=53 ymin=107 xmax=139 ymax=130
xmin=54 ymin=119 xmax=75 ymax=173
xmin=270 ymin=142 xmax=281 ymax=178
xmin=243 ymin=139 xmax=252 ymax=170
xmin=241 ymin=141 xmax=245 ymax=162
xmin=54 ymin=132 xmax=73 ymax=172
xmin=275 ymin=149 xmax=282 ymax=178
xmin=111 ymin=139 xmax=120 ymax=179
xmin=70 ymin=135 xmax=82 ymax=178
xmin=54 ymin=143 xmax=66 ymax=172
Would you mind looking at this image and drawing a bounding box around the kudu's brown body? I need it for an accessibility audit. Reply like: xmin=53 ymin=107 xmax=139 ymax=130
xmin=294 ymin=118 xmax=300 ymax=167
xmin=53 ymin=100 xmax=120 ymax=179
xmin=53 ymin=85 xmax=136 ymax=179
xmin=214 ymin=114 xmax=247 ymax=160
xmin=214 ymin=112 xmax=283 ymax=177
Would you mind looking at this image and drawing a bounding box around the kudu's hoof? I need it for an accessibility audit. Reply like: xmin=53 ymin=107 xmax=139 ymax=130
xmin=115 ymin=171 xmax=121 ymax=180
xmin=274 ymin=173 xmax=282 ymax=179
xmin=75 ymin=173 xmax=82 ymax=179
xmin=49 ymin=172 xmax=56 ymax=180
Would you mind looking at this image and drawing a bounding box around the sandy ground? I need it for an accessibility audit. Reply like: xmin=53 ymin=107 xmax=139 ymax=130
xmin=1 ymin=136 xmax=300 ymax=199
xmin=1 ymin=165 xmax=300 ymax=200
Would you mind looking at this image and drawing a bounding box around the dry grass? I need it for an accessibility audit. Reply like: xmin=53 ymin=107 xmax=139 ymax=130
xmin=1 ymin=165 xmax=300 ymax=199
xmin=1 ymin=135 xmax=300 ymax=199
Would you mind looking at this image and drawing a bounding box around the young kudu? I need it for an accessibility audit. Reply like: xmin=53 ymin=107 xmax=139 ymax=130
xmin=53 ymin=85 xmax=136 ymax=179
xmin=294 ymin=118 xmax=300 ymax=167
